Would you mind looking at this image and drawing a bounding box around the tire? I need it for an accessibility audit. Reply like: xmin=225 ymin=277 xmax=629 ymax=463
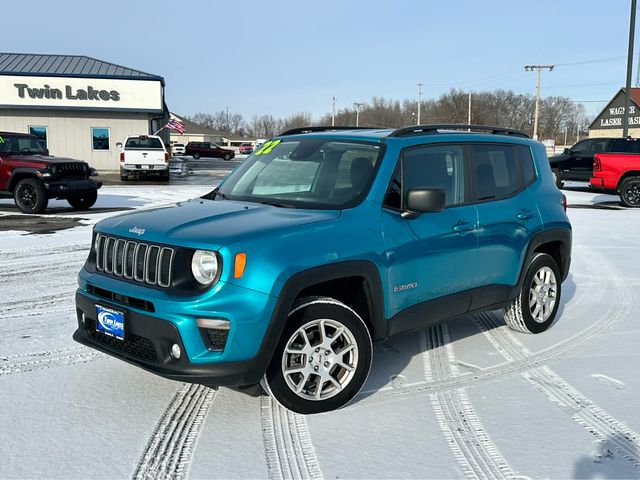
xmin=264 ymin=296 xmax=373 ymax=414
xmin=552 ymin=168 xmax=564 ymax=189
xmin=160 ymin=172 xmax=170 ymax=182
xmin=193 ymin=152 xmax=200 ymax=159
xmin=67 ymin=190 xmax=98 ymax=210
xmin=504 ymin=253 xmax=561 ymax=334
xmin=120 ymin=170 xmax=128 ymax=182
xmin=223 ymin=153 xmax=231 ymax=161
xmin=619 ymin=176 xmax=640 ymax=207
xmin=13 ymin=178 xmax=48 ymax=214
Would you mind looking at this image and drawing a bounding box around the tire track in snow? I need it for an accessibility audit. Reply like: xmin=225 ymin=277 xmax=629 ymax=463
xmin=260 ymin=395 xmax=322 ymax=480
xmin=422 ymin=323 xmax=518 ymax=479
xmin=132 ymin=383 xmax=217 ymax=480
xmin=0 ymin=242 xmax=89 ymax=259
xmin=475 ymin=312 xmax=640 ymax=470
xmin=366 ymin=245 xmax=633 ymax=402
xmin=0 ymin=346 xmax=105 ymax=376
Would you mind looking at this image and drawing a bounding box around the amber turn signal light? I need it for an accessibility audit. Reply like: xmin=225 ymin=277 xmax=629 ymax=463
xmin=234 ymin=253 xmax=247 ymax=279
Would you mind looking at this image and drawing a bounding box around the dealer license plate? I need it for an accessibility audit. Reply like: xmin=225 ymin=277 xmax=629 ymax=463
xmin=95 ymin=304 xmax=125 ymax=341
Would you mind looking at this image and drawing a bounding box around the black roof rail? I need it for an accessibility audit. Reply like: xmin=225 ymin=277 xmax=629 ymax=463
xmin=388 ymin=124 xmax=530 ymax=139
xmin=279 ymin=126 xmax=378 ymax=136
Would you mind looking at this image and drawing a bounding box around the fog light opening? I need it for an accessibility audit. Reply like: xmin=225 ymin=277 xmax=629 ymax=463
xmin=170 ymin=343 xmax=181 ymax=360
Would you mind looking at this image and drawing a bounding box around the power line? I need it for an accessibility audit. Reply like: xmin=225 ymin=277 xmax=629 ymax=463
xmin=554 ymin=55 xmax=626 ymax=67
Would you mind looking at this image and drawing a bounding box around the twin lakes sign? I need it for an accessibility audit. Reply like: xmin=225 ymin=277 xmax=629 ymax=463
xmin=0 ymin=75 xmax=162 ymax=112
xmin=590 ymin=89 xmax=640 ymax=130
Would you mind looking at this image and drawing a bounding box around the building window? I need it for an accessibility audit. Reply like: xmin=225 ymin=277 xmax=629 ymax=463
xmin=29 ymin=126 xmax=47 ymax=148
xmin=92 ymin=127 xmax=110 ymax=150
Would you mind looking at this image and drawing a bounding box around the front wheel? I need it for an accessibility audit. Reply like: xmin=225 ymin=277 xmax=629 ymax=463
xmin=619 ymin=176 xmax=640 ymax=207
xmin=67 ymin=190 xmax=98 ymax=210
xmin=504 ymin=253 xmax=561 ymax=334
xmin=14 ymin=178 xmax=48 ymax=214
xmin=223 ymin=153 xmax=231 ymax=161
xmin=264 ymin=297 xmax=372 ymax=414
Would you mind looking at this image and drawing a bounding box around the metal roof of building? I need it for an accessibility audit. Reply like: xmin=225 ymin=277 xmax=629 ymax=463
xmin=0 ymin=53 xmax=164 ymax=83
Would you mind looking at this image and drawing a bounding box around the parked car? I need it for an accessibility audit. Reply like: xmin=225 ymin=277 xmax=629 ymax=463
xmin=185 ymin=141 xmax=235 ymax=160
xmin=239 ymin=143 xmax=254 ymax=155
xmin=74 ymin=125 xmax=571 ymax=414
xmin=590 ymin=152 xmax=640 ymax=207
xmin=119 ymin=135 xmax=169 ymax=181
xmin=0 ymin=131 xmax=101 ymax=214
xmin=172 ymin=143 xmax=186 ymax=156
xmin=548 ymin=137 xmax=640 ymax=188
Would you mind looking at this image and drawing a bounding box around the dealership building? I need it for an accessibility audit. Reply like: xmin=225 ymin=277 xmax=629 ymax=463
xmin=0 ymin=53 xmax=169 ymax=170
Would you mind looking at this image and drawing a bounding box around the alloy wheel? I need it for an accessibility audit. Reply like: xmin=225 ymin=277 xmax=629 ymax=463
xmin=529 ymin=266 xmax=557 ymax=323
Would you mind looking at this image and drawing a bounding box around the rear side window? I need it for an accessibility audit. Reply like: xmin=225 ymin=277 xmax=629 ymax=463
xmin=514 ymin=145 xmax=536 ymax=185
xmin=472 ymin=144 xmax=521 ymax=201
xmin=610 ymin=138 xmax=640 ymax=153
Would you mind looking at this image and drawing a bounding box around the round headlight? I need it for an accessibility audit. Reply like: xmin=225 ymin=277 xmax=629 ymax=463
xmin=191 ymin=250 xmax=219 ymax=285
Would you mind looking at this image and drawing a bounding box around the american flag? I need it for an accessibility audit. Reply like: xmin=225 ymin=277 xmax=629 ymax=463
xmin=164 ymin=118 xmax=186 ymax=134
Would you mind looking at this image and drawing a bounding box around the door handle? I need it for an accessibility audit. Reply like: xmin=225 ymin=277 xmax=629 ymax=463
xmin=453 ymin=222 xmax=477 ymax=233
xmin=516 ymin=209 xmax=535 ymax=220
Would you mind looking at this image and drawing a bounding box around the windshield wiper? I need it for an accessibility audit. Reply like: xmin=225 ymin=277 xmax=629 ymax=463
xmin=259 ymin=200 xmax=297 ymax=208
xmin=202 ymin=187 xmax=228 ymax=200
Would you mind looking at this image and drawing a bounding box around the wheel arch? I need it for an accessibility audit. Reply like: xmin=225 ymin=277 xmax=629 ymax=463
xmin=617 ymin=171 xmax=640 ymax=190
xmin=7 ymin=168 xmax=41 ymax=192
xmin=515 ymin=229 xmax=572 ymax=293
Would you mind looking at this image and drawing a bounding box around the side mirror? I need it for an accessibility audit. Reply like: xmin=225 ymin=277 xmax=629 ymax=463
xmin=563 ymin=148 xmax=570 ymax=154
xmin=403 ymin=188 xmax=446 ymax=218
xmin=116 ymin=142 xmax=123 ymax=148
xmin=42 ymin=148 xmax=50 ymax=156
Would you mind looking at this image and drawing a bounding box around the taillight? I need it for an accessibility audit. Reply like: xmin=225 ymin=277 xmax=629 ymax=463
xmin=120 ymin=152 xmax=125 ymax=162
xmin=164 ymin=152 xmax=169 ymax=163
xmin=561 ymin=194 xmax=567 ymax=212
xmin=593 ymin=158 xmax=602 ymax=172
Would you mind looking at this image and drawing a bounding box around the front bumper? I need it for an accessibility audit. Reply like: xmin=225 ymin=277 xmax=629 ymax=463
xmin=74 ymin=290 xmax=274 ymax=387
xmin=45 ymin=179 xmax=101 ymax=199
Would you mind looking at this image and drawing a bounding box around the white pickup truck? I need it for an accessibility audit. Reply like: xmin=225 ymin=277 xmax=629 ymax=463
xmin=118 ymin=135 xmax=169 ymax=181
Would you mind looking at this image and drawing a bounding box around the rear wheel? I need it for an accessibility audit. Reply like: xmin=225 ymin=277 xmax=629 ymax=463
xmin=120 ymin=169 xmax=129 ymax=181
xmin=504 ymin=253 xmax=561 ymax=334
xmin=67 ymin=190 xmax=98 ymax=210
xmin=160 ymin=172 xmax=170 ymax=182
xmin=193 ymin=152 xmax=200 ymax=159
xmin=14 ymin=178 xmax=48 ymax=214
xmin=264 ymin=297 xmax=372 ymax=414
xmin=619 ymin=176 xmax=640 ymax=207
xmin=552 ymin=168 xmax=564 ymax=189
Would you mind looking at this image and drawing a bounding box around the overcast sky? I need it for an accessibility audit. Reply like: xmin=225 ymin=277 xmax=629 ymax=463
xmin=3 ymin=0 xmax=638 ymax=121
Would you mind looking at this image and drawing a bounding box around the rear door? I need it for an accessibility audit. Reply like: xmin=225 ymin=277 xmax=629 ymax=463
xmin=472 ymin=143 xmax=543 ymax=296
xmin=382 ymin=143 xmax=480 ymax=320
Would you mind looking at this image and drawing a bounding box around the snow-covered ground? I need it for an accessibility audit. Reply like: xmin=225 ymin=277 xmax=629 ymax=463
xmin=1 ymin=183 xmax=639 ymax=479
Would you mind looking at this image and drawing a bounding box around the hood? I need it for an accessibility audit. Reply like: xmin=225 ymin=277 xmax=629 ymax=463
xmin=0 ymin=154 xmax=87 ymax=165
xmin=95 ymin=198 xmax=341 ymax=250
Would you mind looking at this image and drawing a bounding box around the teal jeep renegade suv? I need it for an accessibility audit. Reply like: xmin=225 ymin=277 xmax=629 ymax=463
xmin=74 ymin=125 xmax=572 ymax=414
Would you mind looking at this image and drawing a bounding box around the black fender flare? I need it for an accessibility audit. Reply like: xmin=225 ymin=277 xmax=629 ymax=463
xmin=7 ymin=167 xmax=41 ymax=192
xmin=254 ymin=260 xmax=386 ymax=379
xmin=514 ymin=228 xmax=572 ymax=295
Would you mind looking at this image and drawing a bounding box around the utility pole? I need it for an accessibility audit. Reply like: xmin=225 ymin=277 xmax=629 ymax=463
xmin=576 ymin=115 xmax=581 ymax=143
xmin=524 ymin=65 xmax=554 ymax=140
xmin=564 ymin=126 xmax=568 ymax=146
xmin=225 ymin=106 xmax=230 ymax=131
xmin=468 ymin=91 xmax=472 ymax=128
xmin=353 ymin=102 xmax=364 ymax=127
xmin=417 ymin=81 xmax=424 ymax=125
xmin=331 ymin=97 xmax=336 ymax=126
xmin=623 ymin=0 xmax=637 ymax=137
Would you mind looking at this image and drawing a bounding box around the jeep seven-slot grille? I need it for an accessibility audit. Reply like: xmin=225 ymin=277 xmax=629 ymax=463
xmin=55 ymin=163 xmax=88 ymax=180
xmin=95 ymin=234 xmax=174 ymax=288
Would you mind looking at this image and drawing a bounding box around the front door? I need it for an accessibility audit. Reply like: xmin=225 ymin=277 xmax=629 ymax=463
xmin=382 ymin=143 xmax=479 ymax=321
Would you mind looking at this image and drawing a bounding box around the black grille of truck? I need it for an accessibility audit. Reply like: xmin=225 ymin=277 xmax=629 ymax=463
xmin=55 ymin=162 xmax=88 ymax=180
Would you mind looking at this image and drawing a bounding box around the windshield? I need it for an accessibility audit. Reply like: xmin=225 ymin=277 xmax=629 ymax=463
xmin=217 ymin=138 xmax=382 ymax=209
xmin=0 ymin=134 xmax=47 ymax=155
xmin=125 ymin=137 xmax=164 ymax=149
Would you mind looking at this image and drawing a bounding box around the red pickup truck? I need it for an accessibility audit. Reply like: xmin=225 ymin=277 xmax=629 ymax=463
xmin=590 ymin=153 xmax=640 ymax=207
